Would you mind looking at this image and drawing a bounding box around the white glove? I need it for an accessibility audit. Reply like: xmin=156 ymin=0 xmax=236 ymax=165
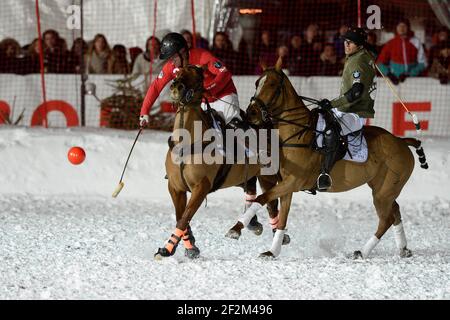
xmin=139 ymin=114 xmax=149 ymax=128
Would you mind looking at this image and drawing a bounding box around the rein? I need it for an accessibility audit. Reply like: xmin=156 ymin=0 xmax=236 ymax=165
xmin=251 ymin=69 xmax=323 ymax=148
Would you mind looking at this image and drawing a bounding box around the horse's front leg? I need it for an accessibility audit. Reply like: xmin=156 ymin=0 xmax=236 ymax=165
xmin=155 ymin=177 xmax=210 ymax=260
xmin=260 ymin=192 xmax=293 ymax=258
xmin=226 ymin=175 xmax=297 ymax=240
xmin=257 ymin=175 xmax=290 ymax=245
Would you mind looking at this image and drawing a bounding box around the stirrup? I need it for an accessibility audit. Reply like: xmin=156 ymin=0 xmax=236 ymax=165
xmin=317 ymin=173 xmax=332 ymax=191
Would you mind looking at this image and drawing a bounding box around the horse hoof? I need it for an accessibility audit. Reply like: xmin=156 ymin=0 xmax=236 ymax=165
xmin=225 ymin=229 xmax=241 ymax=240
xmin=154 ymin=247 xmax=173 ymax=260
xmin=247 ymin=222 xmax=263 ymax=236
xmin=350 ymin=250 xmax=364 ymax=260
xmin=399 ymin=248 xmax=413 ymax=258
xmin=282 ymin=234 xmax=291 ymax=245
xmin=259 ymin=251 xmax=275 ymax=259
xmin=185 ymin=247 xmax=200 ymax=259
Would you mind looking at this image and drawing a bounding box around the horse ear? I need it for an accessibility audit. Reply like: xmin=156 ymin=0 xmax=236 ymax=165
xmin=259 ymin=58 xmax=267 ymax=71
xmin=275 ymin=56 xmax=283 ymax=71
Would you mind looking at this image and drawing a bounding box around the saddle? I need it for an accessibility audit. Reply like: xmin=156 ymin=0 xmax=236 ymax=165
xmin=168 ymin=106 xmax=251 ymax=194
xmin=312 ymin=109 xmax=367 ymax=163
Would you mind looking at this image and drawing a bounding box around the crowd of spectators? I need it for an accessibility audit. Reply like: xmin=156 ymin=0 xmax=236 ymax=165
xmin=0 ymin=20 xmax=449 ymax=85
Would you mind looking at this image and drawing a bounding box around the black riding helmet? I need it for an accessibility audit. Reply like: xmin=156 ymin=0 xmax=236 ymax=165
xmin=342 ymin=27 xmax=368 ymax=46
xmin=159 ymin=32 xmax=188 ymax=60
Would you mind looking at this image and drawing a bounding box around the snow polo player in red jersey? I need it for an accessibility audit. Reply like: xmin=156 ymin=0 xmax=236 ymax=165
xmin=139 ymin=32 xmax=263 ymax=233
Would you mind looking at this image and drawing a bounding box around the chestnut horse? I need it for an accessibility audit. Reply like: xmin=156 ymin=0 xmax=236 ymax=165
xmin=228 ymin=58 xmax=428 ymax=259
xmin=155 ymin=64 xmax=281 ymax=260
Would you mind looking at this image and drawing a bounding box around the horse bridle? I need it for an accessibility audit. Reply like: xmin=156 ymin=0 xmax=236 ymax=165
xmin=250 ymin=69 xmax=286 ymax=124
xmin=249 ymin=69 xmax=326 ymax=149
xmin=173 ymin=80 xmax=203 ymax=107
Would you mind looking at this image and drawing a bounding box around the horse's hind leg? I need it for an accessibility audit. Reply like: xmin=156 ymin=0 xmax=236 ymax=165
xmin=155 ymin=177 xmax=210 ymax=260
xmin=245 ymin=176 xmax=264 ymax=236
xmin=355 ymin=168 xmax=405 ymax=259
xmin=391 ymin=201 xmax=412 ymax=258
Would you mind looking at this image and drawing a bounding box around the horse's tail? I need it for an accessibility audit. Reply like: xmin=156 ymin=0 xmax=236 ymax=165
xmin=402 ymin=138 xmax=429 ymax=169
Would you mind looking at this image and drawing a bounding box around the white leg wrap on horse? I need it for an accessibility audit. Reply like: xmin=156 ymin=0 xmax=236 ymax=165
xmin=238 ymin=202 xmax=262 ymax=227
xmin=361 ymin=235 xmax=380 ymax=258
xmin=393 ymin=222 xmax=407 ymax=249
xmin=245 ymin=194 xmax=256 ymax=211
xmin=270 ymin=229 xmax=286 ymax=257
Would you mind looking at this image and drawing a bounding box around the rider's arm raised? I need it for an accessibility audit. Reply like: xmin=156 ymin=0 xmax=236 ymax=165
xmin=140 ymin=63 xmax=175 ymax=116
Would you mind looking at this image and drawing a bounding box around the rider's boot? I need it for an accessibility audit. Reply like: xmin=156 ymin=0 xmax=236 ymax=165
xmin=317 ymin=129 xmax=339 ymax=191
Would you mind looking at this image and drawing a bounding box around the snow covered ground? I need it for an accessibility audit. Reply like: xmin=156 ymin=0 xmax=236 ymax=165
xmin=0 ymin=127 xmax=449 ymax=299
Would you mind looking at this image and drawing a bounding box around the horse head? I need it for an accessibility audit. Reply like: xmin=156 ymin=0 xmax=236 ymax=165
xmin=170 ymin=65 xmax=205 ymax=106
xmin=246 ymin=57 xmax=306 ymax=126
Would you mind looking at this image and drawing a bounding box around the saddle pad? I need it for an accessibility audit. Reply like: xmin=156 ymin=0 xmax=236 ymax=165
xmin=316 ymin=113 xmax=368 ymax=163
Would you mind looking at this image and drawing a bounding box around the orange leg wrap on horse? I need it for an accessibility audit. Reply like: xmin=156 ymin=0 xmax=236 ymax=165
xmin=182 ymin=228 xmax=194 ymax=249
xmin=270 ymin=213 xmax=279 ymax=230
xmin=165 ymin=228 xmax=184 ymax=253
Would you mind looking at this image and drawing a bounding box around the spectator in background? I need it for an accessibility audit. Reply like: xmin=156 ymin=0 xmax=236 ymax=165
xmin=276 ymin=44 xmax=289 ymax=74
xmin=129 ymin=47 xmax=143 ymax=69
xmin=377 ymin=19 xmax=427 ymax=84
xmin=85 ymin=34 xmax=111 ymax=74
xmin=254 ymin=30 xmax=277 ymax=74
xmin=195 ymin=32 xmax=209 ymax=49
xmin=302 ymin=24 xmax=323 ymax=76
xmin=180 ymin=29 xmax=193 ymax=49
xmin=132 ymin=36 xmax=164 ymax=88
xmin=236 ymin=37 xmax=253 ymax=74
xmin=316 ymin=43 xmax=341 ymax=76
xmin=333 ymin=25 xmax=349 ymax=61
xmin=365 ymin=31 xmax=382 ymax=57
xmin=43 ymin=29 xmax=69 ymax=73
xmin=0 ymin=38 xmax=22 ymax=73
xmin=68 ymin=37 xmax=87 ymax=73
xmin=429 ymin=41 xmax=450 ymax=84
xmin=108 ymin=44 xmax=130 ymax=75
xmin=22 ymin=38 xmax=41 ymax=74
xmin=429 ymin=28 xmax=449 ymax=65
xmin=210 ymin=32 xmax=238 ymax=74
xmin=287 ymin=34 xmax=304 ymax=75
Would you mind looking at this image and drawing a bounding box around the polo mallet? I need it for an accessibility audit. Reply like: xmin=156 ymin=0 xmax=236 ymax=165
xmin=367 ymin=50 xmax=422 ymax=134
xmin=367 ymin=50 xmax=428 ymax=168
xmin=112 ymin=128 xmax=143 ymax=198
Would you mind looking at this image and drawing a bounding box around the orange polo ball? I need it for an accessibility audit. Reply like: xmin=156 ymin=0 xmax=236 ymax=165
xmin=68 ymin=146 xmax=86 ymax=165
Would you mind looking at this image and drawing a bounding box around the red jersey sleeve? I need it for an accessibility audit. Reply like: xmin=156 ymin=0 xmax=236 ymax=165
xmin=140 ymin=62 xmax=175 ymax=116
xmin=201 ymin=50 xmax=233 ymax=97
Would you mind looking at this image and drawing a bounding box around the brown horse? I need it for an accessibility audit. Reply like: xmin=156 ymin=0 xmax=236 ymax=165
xmin=155 ymin=64 xmax=281 ymax=260
xmin=228 ymin=58 xmax=428 ymax=259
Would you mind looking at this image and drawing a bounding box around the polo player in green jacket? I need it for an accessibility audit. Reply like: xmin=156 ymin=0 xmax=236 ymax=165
xmin=317 ymin=27 xmax=377 ymax=191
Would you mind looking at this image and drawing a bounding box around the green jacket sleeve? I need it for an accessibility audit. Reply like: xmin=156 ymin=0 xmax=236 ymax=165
xmin=330 ymin=60 xmax=372 ymax=112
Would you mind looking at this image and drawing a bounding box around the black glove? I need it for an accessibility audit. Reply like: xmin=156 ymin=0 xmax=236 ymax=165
xmin=318 ymin=99 xmax=332 ymax=111
xmin=398 ymin=73 xmax=409 ymax=83
xmin=387 ymin=72 xmax=399 ymax=85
